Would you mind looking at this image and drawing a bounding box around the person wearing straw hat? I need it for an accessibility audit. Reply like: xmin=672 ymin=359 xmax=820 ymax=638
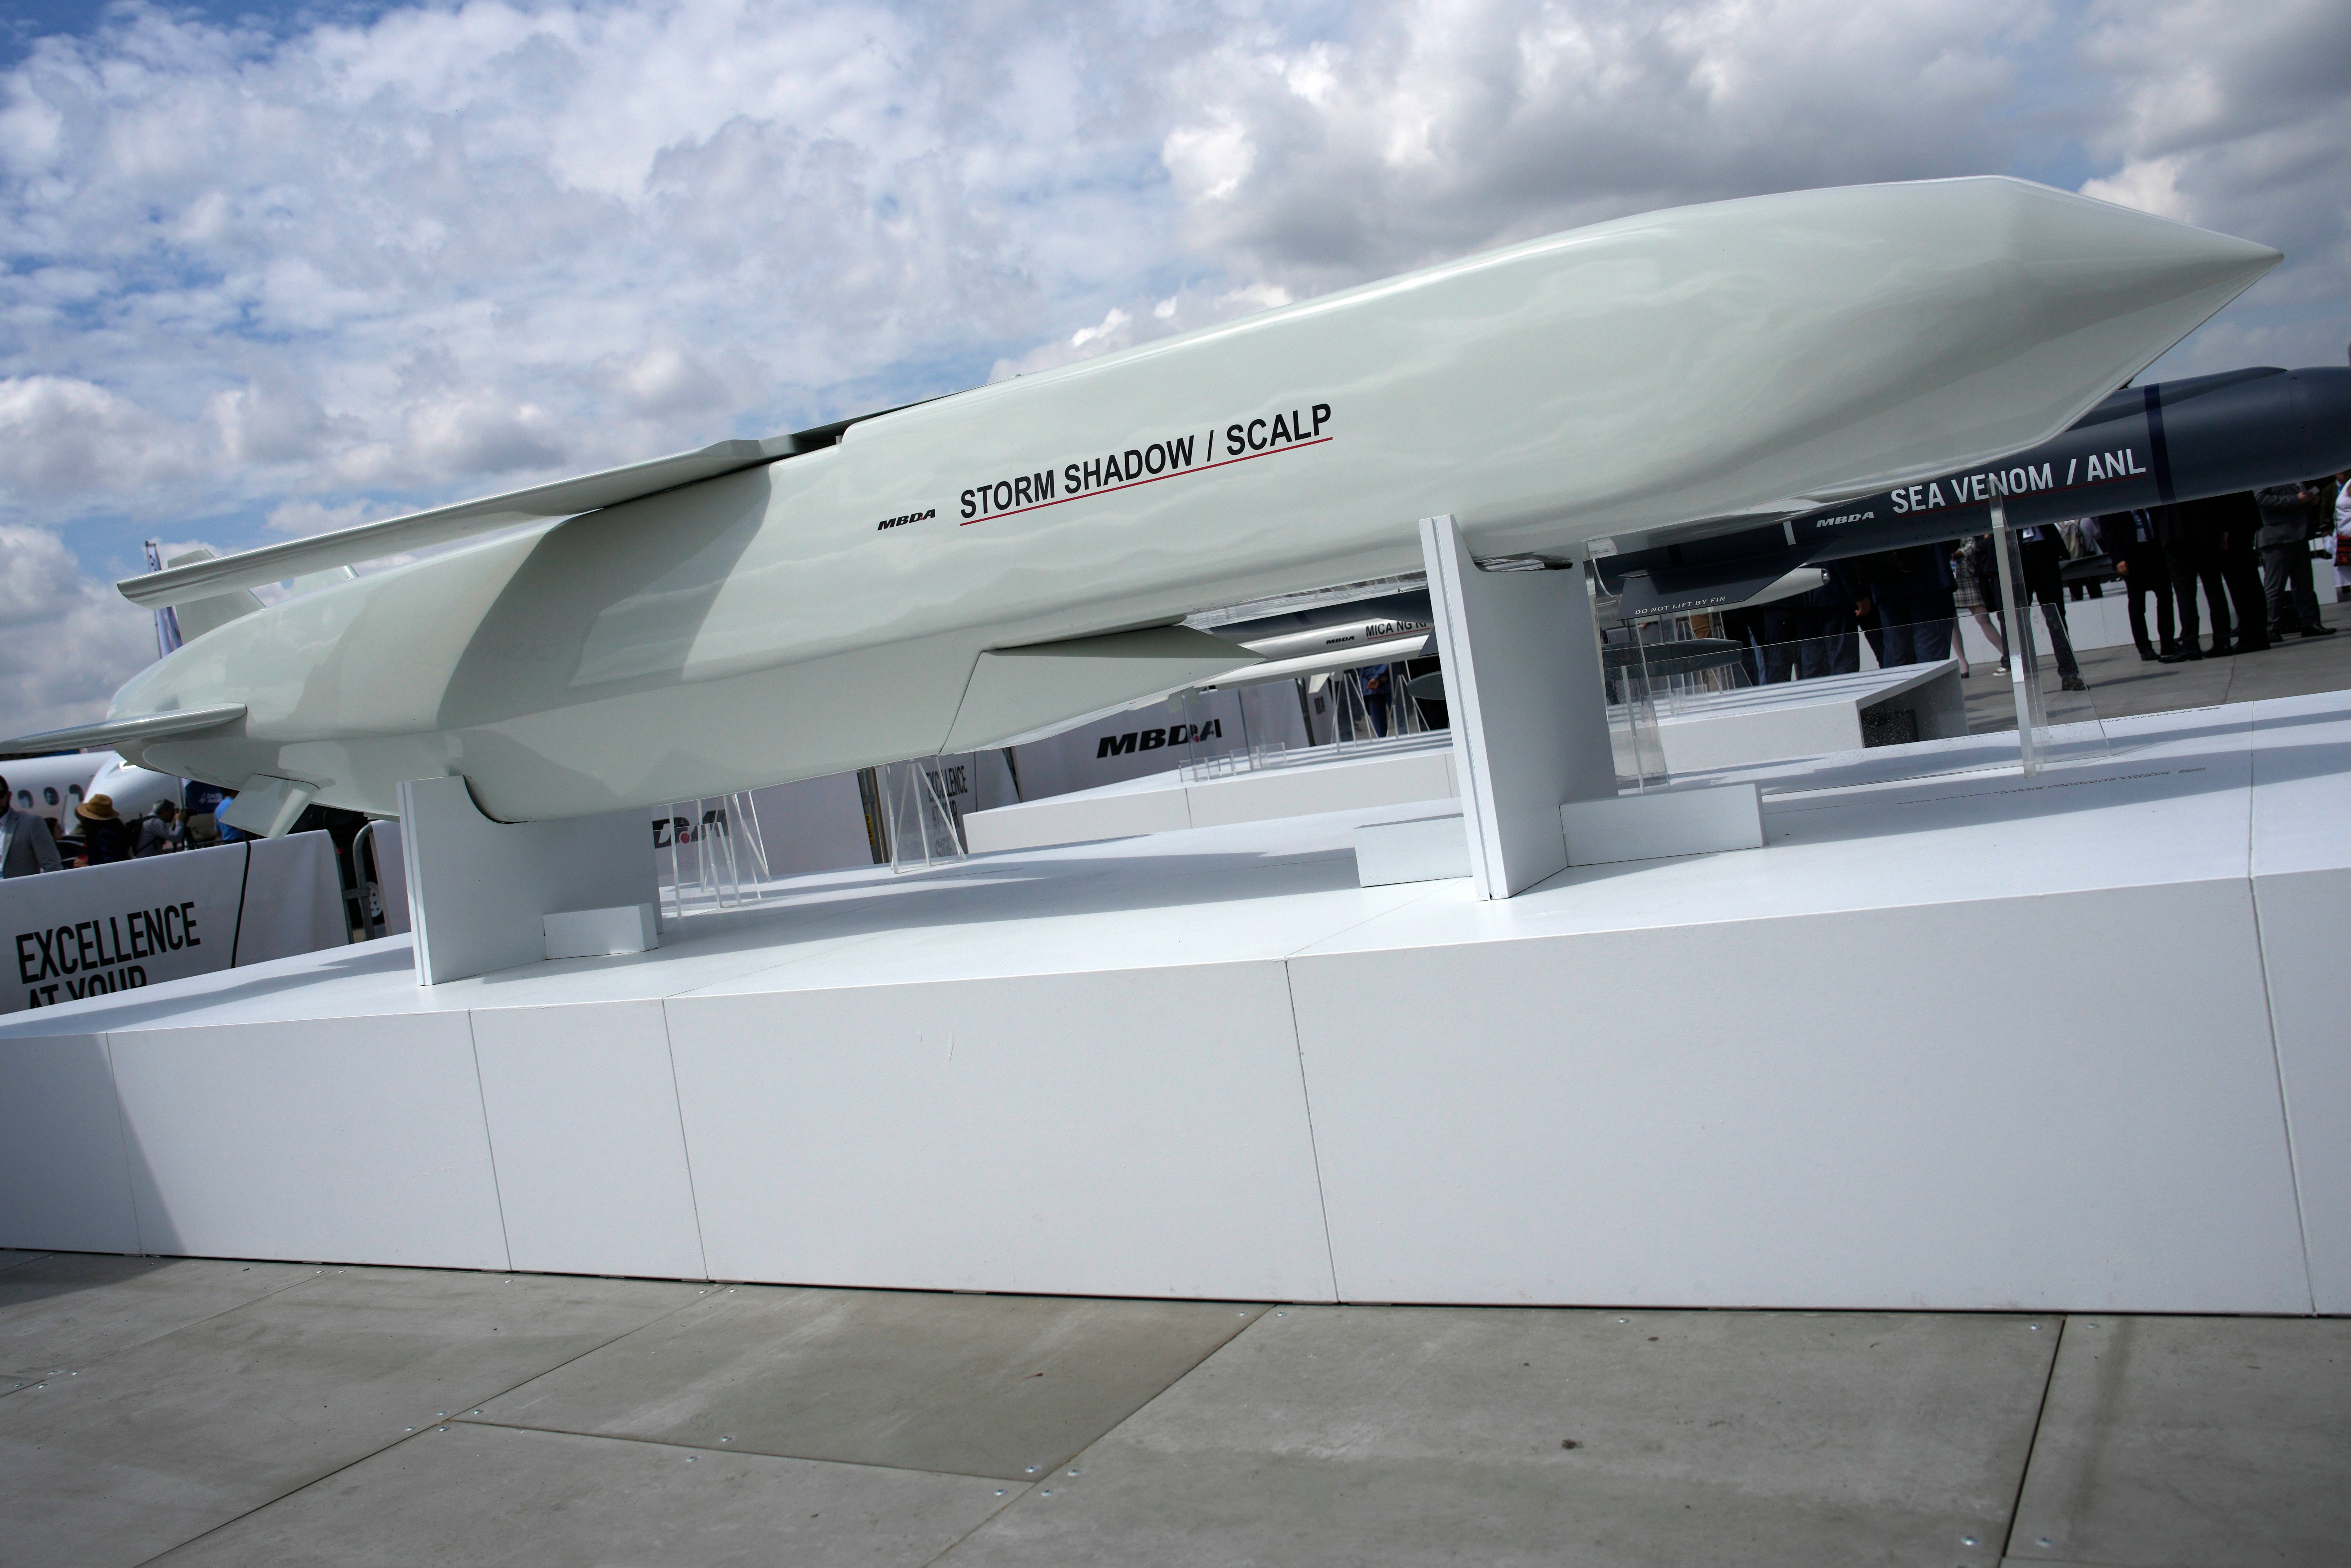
xmin=76 ymin=793 xmax=135 ymax=865
xmin=0 ymin=774 xmax=63 ymax=877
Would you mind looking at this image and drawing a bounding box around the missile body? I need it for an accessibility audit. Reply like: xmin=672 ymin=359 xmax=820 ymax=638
xmin=79 ymin=178 xmax=2275 ymax=822
xmin=1602 ymin=365 xmax=2350 ymax=619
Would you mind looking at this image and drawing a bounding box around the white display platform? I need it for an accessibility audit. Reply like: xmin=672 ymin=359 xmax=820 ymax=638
xmin=3 ymin=693 xmax=2343 ymax=1316
xmin=964 ymin=735 xmax=1457 ymax=853
xmin=1623 ymin=659 xmax=1967 ymax=774
xmin=971 ymin=663 xmax=1964 ymax=854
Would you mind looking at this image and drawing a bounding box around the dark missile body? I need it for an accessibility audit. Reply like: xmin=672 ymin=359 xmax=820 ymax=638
xmin=1601 ymin=366 xmax=2349 ymax=619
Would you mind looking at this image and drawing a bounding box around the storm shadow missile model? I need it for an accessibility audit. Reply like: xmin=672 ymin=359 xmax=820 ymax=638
xmin=9 ymin=178 xmax=2282 ymax=827
xmin=1597 ymin=364 xmax=2351 ymax=619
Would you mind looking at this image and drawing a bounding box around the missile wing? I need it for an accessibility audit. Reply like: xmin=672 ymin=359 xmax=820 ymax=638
xmin=39 ymin=177 xmax=2278 ymax=825
xmin=1599 ymin=364 xmax=2349 ymax=619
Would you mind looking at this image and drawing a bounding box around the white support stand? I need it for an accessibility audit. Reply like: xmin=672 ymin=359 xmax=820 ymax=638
xmin=398 ymin=776 xmax=660 ymax=986
xmin=1419 ymin=515 xmax=1616 ymax=898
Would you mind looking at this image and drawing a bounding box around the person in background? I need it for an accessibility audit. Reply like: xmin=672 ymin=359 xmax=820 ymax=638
xmin=2006 ymin=523 xmax=2088 ymax=691
xmin=134 ymin=800 xmax=186 ymax=856
xmin=1720 ymin=603 xmax=1770 ymax=686
xmin=1866 ymin=543 xmax=1959 ymax=667
xmin=1957 ymin=536 xmax=2006 ymax=675
xmin=2159 ymin=498 xmax=2232 ymax=660
xmin=213 ymin=793 xmax=245 ymax=842
xmin=1796 ymin=568 xmax=1862 ymax=679
xmin=0 ymin=774 xmax=63 ymax=877
xmin=1840 ymin=553 xmax=1888 ymax=667
xmin=2207 ymin=490 xmax=2273 ymax=654
xmin=2104 ymin=507 xmax=2177 ymax=661
xmin=75 ymin=793 xmax=135 ymax=864
xmin=1359 ymin=664 xmax=1392 ymax=736
xmin=2334 ymin=470 xmax=2351 ymax=603
xmin=2058 ymin=519 xmax=2105 ymax=599
xmin=2254 ymin=477 xmax=2336 ymax=639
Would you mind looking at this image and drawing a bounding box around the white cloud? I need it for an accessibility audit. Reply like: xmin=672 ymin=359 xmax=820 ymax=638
xmin=2074 ymin=0 xmax=2349 ymax=373
xmin=0 ymin=375 xmax=200 ymax=497
xmin=2079 ymin=157 xmax=2189 ymax=222
xmin=0 ymin=525 xmax=156 ymax=738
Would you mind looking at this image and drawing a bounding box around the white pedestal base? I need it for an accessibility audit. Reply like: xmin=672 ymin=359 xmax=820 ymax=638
xmin=1355 ymin=812 xmax=1474 ymax=887
xmin=5 ymin=695 xmax=2343 ymax=1315
xmin=544 ymin=904 xmax=659 ymax=960
xmin=399 ymin=776 xmax=658 ymax=985
xmin=1561 ymin=784 xmax=1764 ymax=866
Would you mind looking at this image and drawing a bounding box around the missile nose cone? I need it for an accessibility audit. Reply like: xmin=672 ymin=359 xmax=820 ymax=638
xmin=1929 ymin=177 xmax=2282 ymax=404
xmin=2014 ymin=172 xmax=2277 ymax=288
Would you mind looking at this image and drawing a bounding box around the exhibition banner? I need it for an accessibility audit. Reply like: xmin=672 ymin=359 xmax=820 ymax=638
xmin=3 ymin=832 xmax=346 ymax=1014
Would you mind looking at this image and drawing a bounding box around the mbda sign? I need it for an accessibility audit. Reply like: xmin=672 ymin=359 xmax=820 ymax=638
xmin=1097 ymin=720 xmax=1221 ymax=758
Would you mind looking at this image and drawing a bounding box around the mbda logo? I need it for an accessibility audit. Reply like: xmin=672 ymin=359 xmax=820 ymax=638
xmin=1098 ymin=719 xmax=1221 ymax=758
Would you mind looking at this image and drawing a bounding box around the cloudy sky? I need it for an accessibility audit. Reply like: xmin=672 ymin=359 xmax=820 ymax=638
xmin=0 ymin=0 xmax=2344 ymax=735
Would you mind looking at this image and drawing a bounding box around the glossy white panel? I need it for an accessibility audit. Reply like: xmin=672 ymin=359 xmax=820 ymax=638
xmin=106 ymin=1013 xmax=508 ymax=1269
xmin=667 ymin=962 xmax=1337 ymax=1301
xmin=1290 ymin=880 xmax=2310 ymax=1312
xmin=1561 ymin=783 xmax=1763 ymax=866
xmin=469 ymin=1001 xmax=707 ymax=1280
xmin=0 ymin=1032 xmax=138 ymax=1254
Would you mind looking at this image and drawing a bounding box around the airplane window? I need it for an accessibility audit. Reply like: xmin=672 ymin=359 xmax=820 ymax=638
xmin=13 ymin=790 xmax=27 ymax=808
xmin=68 ymin=784 xmax=83 ymax=798
xmin=43 ymin=787 xmax=59 ymax=805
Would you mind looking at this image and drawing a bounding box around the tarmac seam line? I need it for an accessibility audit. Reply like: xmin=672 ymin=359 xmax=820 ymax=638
xmin=1997 ymin=1313 xmax=2069 ymax=1564
xmin=128 ymin=1282 xmax=734 ymax=1566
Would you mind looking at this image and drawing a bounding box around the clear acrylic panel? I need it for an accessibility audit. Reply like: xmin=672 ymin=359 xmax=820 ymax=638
xmin=657 ymin=795 xmax=766 ymax=919
xmin=880 ymin=759 xmax=967 ymax=873
xmin=1991 ymin=506 xmax=2110 ymax=771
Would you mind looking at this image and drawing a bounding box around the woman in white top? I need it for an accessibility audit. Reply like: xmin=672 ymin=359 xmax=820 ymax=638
xmin=2333 ymin=472 xmax=2350 ymax=601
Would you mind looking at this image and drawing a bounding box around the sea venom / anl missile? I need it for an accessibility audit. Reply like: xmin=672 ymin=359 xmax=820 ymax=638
xmin=14 ymin=177 xmax=2278 ymax=825
xmin=1596 ymin=364 xmax=2351 ymax=618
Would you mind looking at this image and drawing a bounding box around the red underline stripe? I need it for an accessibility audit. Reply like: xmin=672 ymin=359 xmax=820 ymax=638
xmin=959 ymin=436 xmax=1334 ymax=525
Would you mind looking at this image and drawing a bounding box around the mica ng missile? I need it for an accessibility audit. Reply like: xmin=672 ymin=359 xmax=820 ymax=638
xmin=1599 ymin=364 xmax=2349 ymax=619
xmin=20 ymin=177 xmax=2279 ymax=824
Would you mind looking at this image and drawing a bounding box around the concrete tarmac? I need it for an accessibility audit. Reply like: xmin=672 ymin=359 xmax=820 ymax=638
xmin=1 ymin=1250 xmax=2343 ymax=1566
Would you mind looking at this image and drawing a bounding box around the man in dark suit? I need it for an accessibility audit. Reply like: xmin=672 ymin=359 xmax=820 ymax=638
xmin=2255 ymin=479 xmax=2336 ymax=639
xmin=2008 ymin=524 xmax=2087 ymax=689
xmin=1865 ymin=543 xmax=1959 ymax=666
xmin=1762 ymin=573 xmax=1860 ymax=681
xmin=2160 ymin=498 xmax=2234 ymax=660
xmin=2102 ymin=507 xmax=2176 ymax=661
xmin=0 ymin=776 xmax=63 ymax=877
xmin=2207 ymin=491 xmax=2273 ymax=654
